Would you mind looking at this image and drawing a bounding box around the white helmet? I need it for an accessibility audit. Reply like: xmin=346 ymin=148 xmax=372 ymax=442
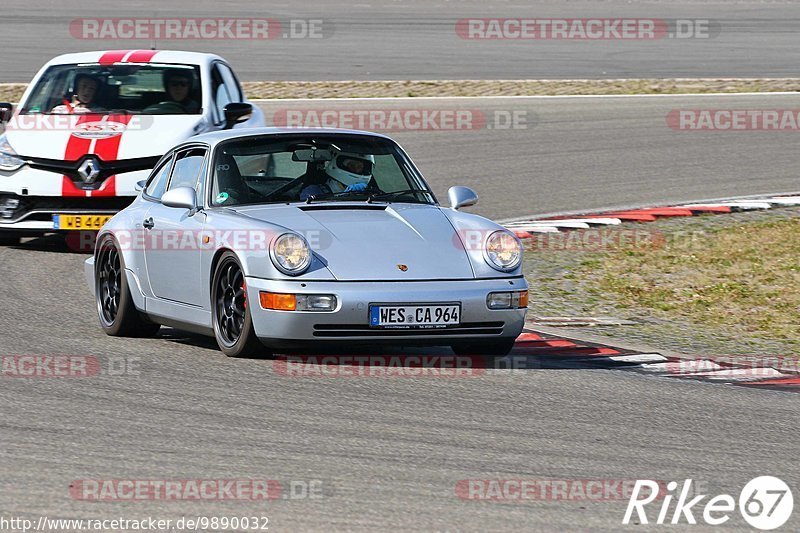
xmin=325 ymin=151 xmax=375 ymax=189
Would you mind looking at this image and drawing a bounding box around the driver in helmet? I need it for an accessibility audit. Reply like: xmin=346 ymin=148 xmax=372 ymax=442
xmin=300 ymin=151 xmax=375 ymax=200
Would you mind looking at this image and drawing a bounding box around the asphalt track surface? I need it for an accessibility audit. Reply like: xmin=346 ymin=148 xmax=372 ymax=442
xmin=1 ymin=94 xmax=800 ymax=531
xmin=258 ymin=93 xmax=800 ymax=220
xmin=2 ymin=0 xmax=800 ymax=82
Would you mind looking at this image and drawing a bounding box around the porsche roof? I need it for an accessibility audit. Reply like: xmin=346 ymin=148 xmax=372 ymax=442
xmin=190 ymin=127 xmax=394 ymax=146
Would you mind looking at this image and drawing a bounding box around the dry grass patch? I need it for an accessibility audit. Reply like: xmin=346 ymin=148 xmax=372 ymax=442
xmin=577 ymin=218 xmax=800 ymax=344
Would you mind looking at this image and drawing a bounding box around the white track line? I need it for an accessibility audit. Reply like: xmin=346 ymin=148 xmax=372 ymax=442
xmin=250 ymin=92 xmax=800 ymax=103
xmin=605 ymin=354 xmax=668 ymax=364
xmin=509 ymin=217 xmax=622 ymax=226
xmin=681 ymin=368 xmax=788 ymax=381
xmin=498 ymin=191 xmax=800 ymax=224
xmin=762 ymin=197 xmax=800 ymax=205
xmin=640 ymin=360 xmax=723 ymax=373
xmin=513 ymin=227 xmax=560 ymax=234
xmin=514 ymin=221 xmax=591 ymax=230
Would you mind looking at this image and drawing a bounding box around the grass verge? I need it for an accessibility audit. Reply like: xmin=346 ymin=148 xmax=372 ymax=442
xmin=566 ymin=217 xmax=800 ymax=347
xmin=526 ymin=214 xmax=800 ymax=354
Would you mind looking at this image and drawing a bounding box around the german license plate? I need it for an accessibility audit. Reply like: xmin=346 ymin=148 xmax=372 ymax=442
xmin=369 ymin=304 xmax=460 ymax=329
xmin=53 ymin=214 xmax=112 ymax=230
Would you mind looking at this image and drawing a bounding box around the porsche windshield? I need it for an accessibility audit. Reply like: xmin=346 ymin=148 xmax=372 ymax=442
xmin=19 ymin=63 xmax=202 ymax=115
xmin=210 ymin=134 xmax=436 ymax=206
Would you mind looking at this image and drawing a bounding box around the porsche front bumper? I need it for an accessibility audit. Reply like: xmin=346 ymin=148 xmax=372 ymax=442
xmin=244 ymin=276 xmax=528 ymax=348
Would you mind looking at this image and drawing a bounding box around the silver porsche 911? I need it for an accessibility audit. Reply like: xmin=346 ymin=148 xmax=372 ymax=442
xmin=84 ymin=128 xmax=528 ymax=357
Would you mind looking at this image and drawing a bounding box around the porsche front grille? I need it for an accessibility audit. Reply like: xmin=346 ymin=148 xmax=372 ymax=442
xmin=312 ymin=322 xmax=505 ymax=337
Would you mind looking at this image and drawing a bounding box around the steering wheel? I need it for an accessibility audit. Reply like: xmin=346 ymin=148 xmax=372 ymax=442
xmin=142 ymin=101 xmax=188 ymax=114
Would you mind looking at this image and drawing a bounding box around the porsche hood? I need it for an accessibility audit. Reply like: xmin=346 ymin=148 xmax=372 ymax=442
xmin=234 ymin=203 xmax=477 ymax=281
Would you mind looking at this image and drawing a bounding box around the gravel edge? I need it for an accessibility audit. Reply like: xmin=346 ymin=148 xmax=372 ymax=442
xmin=1 ymin=78 xmax=800 ymax=102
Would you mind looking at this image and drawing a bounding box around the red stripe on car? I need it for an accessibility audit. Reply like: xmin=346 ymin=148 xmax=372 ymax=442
xmin=61 ymin=114 xmax=133 ymax=197
xmin=98 ymin=50 xmax=132 ymax=65
xmin=125 ymin=50 xmax=159 ymax=63
xmin=61 ymin=115 xmax=96 ymax=196
xmin=90 ymin=115 xmax=133 ymax=197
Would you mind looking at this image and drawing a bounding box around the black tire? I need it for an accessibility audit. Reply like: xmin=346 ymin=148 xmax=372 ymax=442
xmin=211 ymin=252 xmax=265 ymax=358
xmin=451 ymin=338 xmax=517 ymax=357
xmin=95 ymin=235 xmax=160 ymax=337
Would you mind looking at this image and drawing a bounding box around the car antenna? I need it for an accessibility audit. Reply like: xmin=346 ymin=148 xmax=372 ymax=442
xmin=150 ymin=11 xmax=158 ymax=50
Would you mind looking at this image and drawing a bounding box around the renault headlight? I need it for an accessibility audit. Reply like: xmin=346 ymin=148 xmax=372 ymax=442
xmin=0 ymin=134 xmax=25 ymax=172
xmin=484 ymin=230 xmax=522 ymax=271
xmin=270 ymin=233 xmax=312 ymax=275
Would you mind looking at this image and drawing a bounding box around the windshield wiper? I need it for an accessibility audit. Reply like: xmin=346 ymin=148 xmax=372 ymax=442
xmin=367 ymin=189 xmax=427 ymax=203
xmin=305 ymin=190 xmax=369 ymax=204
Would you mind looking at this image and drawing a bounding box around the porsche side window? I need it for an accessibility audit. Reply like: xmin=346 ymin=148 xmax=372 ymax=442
xmin=144 ymin=157 xmax=173 ymax=200
xmin=168 ymin=148 xmax=207 ymax=191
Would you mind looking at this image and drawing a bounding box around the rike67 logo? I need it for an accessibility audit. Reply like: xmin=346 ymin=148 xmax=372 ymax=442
xmin=623 ymin=477 xmax=793 ymax=530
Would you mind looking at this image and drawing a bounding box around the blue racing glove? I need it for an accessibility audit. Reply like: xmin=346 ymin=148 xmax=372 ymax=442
xmin=344 ymin=182 xmax=368 ymax=192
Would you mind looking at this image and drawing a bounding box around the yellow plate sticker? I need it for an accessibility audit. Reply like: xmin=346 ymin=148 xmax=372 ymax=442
xmin=53 ymin=214 xmax=112 ymax=230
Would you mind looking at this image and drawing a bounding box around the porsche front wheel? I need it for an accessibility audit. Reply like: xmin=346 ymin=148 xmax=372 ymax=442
xmin=211 ymin=252 xmax=265 ymax=358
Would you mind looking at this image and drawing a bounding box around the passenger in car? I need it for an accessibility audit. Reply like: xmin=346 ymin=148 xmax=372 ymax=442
xmin=50 ymin=74 xmax=106 ymax=114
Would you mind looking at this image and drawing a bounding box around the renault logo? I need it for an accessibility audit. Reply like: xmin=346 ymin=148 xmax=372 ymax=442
xmin=397 ymin=264 xmax=408 ymax=272
xmin=77 ymin=158 xmax=101 ymax=184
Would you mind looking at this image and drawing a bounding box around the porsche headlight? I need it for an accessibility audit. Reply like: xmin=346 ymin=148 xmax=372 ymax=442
xmin=270 ymin=233 xmax=312 ymax=275
xmin=0 ymin=134 xmax=25 ymax=172
xmin=484 ymin=230 xmax=522 ymax=271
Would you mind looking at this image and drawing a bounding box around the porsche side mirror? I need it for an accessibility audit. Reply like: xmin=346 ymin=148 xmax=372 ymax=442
xmin=135 ymin=180 xmax=147 ymax=192
xmin=448 ymin=186 xmax=478 ymax=210
xmin=223 ymin=102 xmax=253 ymax=130
xmin=0 ymin=103 xmax=13 ymax=123
xmin=161 ymin=187 xmax=197 ymax=210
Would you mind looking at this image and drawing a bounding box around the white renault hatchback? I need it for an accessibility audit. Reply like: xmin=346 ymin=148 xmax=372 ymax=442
xmin=0 ymin=49 xmax=264 ymax=244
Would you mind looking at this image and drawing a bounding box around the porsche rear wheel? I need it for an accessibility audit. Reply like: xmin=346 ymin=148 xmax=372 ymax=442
xmin=211 ymin=252 xmax=264 ymax=358
xmin=95 ymin=235 xmax=161 ymax=337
